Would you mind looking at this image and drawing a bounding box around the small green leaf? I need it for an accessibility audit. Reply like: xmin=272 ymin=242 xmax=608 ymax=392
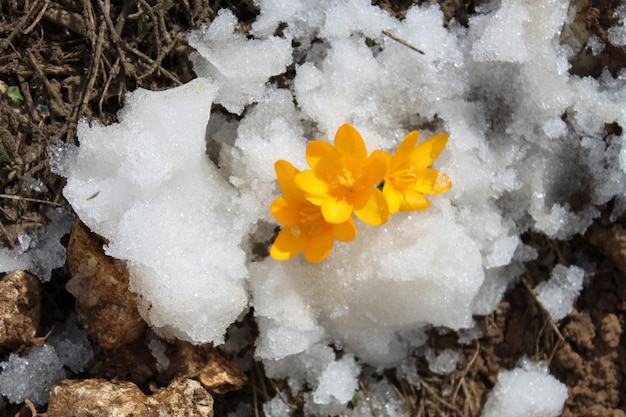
xmin=161 ymin=0 xmax=174 ymax=12
xmin=6 ymin=86 xmax=23 ymax=104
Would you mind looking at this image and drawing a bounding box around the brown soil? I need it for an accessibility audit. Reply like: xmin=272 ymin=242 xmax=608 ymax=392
xmin=0 ymin=1 xmax=625 ymax=416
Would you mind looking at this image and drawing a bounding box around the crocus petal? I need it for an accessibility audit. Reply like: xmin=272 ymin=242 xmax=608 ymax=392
xmin=409 ymin=133 xmax=449 ymax=169
xmin=395 ymin=131 xmax=419 ymax=161
xmin=270 ymin=196 xmax=301 ymax=226
xmin=306 ymin=140 xmax=341 ymax=174
xmin=332 ymin=217 xmax=357 ymax=242
xmin=270 ymin=227 xmax=306 ymax=261
xmin=304 ymin=227 xmax=334 ymax=263
xmin=399 ymin=189 xmax=430 ymax=212
xmin=274 ymin=160 xmax=302 ymax=198
xmin=353 ymin=188 xmax=389 ymax=226
xmin=382 ymin=183 xmax=402 ymax=214
xmin=321 ymin=196 xmax=353 ymax=224
xmin=295 ymin=170 xmax=330 ymax=198
xmin=411 ymin=168 xmax=452 ymax=194
xmin=335 ymin=124 xmax=368 ymax=175
xmin=361 ymin=149 xmax=389 ymax=185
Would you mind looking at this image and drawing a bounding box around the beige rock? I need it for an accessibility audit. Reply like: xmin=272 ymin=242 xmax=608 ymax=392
xmin=66 ymin=220 xmax=146 ymax=349
xmin=165 ymin=341 xmax=248 ymax=394
xmin=47 ymin=378 xmax=213 ymax=417
xmin=0 ymin=270 xmax=40 ymax=349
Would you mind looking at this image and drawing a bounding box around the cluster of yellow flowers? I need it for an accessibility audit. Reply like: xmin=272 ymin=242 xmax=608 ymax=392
xmin=270 ymin=123 xmax=452 ymax=263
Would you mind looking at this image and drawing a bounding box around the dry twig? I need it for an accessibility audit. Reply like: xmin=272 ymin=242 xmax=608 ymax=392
xmin=383 ymin=30 xmax=425 ymax=55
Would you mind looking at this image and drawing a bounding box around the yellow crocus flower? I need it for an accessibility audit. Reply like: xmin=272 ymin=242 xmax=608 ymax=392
xmin=270 ymin=160 xmax=357 ymax=263
xmin=382 ymin=131 xmax=452 ymax=213
xmin=295 ymin=123 xmax=390 ymax=226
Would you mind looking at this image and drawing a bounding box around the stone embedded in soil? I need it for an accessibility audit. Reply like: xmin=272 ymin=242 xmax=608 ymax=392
xmin=65 ymin=220 xmax=146 ymax=349
xmin=163 ymin=341 xmax=248 ymax=394
xmin=47 ymin=378 xmax=214 ymax=417
xmin=0 ymin=270 xmax=40 ymax=349
xmin=87 ymin=334 xmax=248 ymax=395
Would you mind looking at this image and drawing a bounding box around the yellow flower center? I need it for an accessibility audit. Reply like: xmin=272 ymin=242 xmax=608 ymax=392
xmin=388 ymin=168 xmax=416 ymax=187
xmin=289 ymin=204 xmax=325 ymax=238
xmin=337 ymin=169 xmax=356 ymax=187
xmin=299 ymin=204 xmax=323 ymax=227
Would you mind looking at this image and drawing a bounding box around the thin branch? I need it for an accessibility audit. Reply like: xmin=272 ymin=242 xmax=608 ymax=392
xmin=23 ymin=0 xmax=50 ymax=34
xmin=383 ymin=30 xmax=425 ymax=55
xmin=0 ymin=194 xmax=63 ymax=207
xmin=0 ymin=0 xmax=47 ymax=54
xmin=451 ymin=340 xmax=480 ymax=403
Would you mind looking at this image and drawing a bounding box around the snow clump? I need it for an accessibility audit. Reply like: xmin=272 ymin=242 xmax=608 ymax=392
xmin=481 ymin=358 xmax=568 ymax=417
xmin=535 ymin=264 xmax=585 ymax=321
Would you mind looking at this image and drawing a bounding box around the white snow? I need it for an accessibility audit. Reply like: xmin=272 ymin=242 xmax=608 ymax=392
xmin=481 ymin=358 xmax=568 ymax=417
xmin=60 ymin=78 xmax=250 ymax=345
xmin=535 ymin=264 xmax=585 ymax=322
xmin=0 ymin=314 xmax=96 ymax=405
xmin=0 ymin=208 xmax=73 ymax=282
xmin=47 ymin=314 xmax=95 ymax=374
xmin=20 ymin=0 xmax=626 ymax=411
xmin=0 ymin=345 xmax=66 ymax=405
xmin=188 ymin=9 xmax=292 ymax=115
xmin=426 ymin=348 xmax=461 ymax=375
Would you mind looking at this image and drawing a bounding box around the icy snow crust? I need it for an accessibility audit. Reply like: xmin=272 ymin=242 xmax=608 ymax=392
xmin=480 ymin=358 xmax=568 ymax=417
xmin=58 ymin=0 xmax=626 ymax=412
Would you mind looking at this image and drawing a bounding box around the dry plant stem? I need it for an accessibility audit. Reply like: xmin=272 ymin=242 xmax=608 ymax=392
xmin=251 ymin=372 xmax=260 ymax=417
xmin=462 ymin=379 xmax=476 ymax=415
xmin=65 ymin=20 xmax=106 ymax=143
xmin=451 ymin=340 xmax=480 ymax=403
xmin=23 ymin=0 xmax=49 ymax=34
xmin=0 ymin=194 xmax=63 ymax=207
xmin=123 ymin=43 xmax=182 ymax=85
xmin=43 ymin=6 xmax=88 ymax=37
xmin=98 ymin=0 xmax=134 ymax=77
xmin=389 ymin=378 xmax=415 ymax=415
xmin=382 ymin=30 xmax=425 ymax=55
xmin=253 ymin=361 xmax=270 ymax=403
xmin=139 ymin=0 xmax=161 ymax=54
xmin=0 ymin=220 xmax=10 ymax=246
xmin=424 ymin=398 xmax=447 ymax=417
xmin=114 ymin=1 xmax=134 ymax=34
xmin=267 ymin=378 xmax=298 ymax=410
xmin=157 ymin=0 xmax=172 ymax=44
xmin=27 ymin=51 xmax=67 ymax=117
xmin=79 ymin=21 xmax=106 ymax=117
xmin=520 ymin=274 xmax=565 ymax=366
xmin=82 ymin=0 xmax=97 ymax=44
xmin=19 ymin=73 xmax=39 ymax=122
xmin=99 ymin=58 xmax=121 ymax=114
xmin=359 ymin=378 xmax=380 ymax=417
xmin=102 ymin=0 xmax=181 ymax=85
xmin=4 ymin=64 xmax=78 ymax=77
xmin=25 ymin=399 xmax=38 ymax=416
xmin=0 ymin=0 xmax=46 ymax=54
xmin=137 ymin=33 xmax=182 ymax=81
xmin=550 ymin=239 xmax=566 ymax=264
xmin=63 ymin=0 xmax=98 ymax=143
xmin=420 ymin=379 xmax=463 ymax=414
xmin=417 ymin=401 xmax=425 ymax=417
